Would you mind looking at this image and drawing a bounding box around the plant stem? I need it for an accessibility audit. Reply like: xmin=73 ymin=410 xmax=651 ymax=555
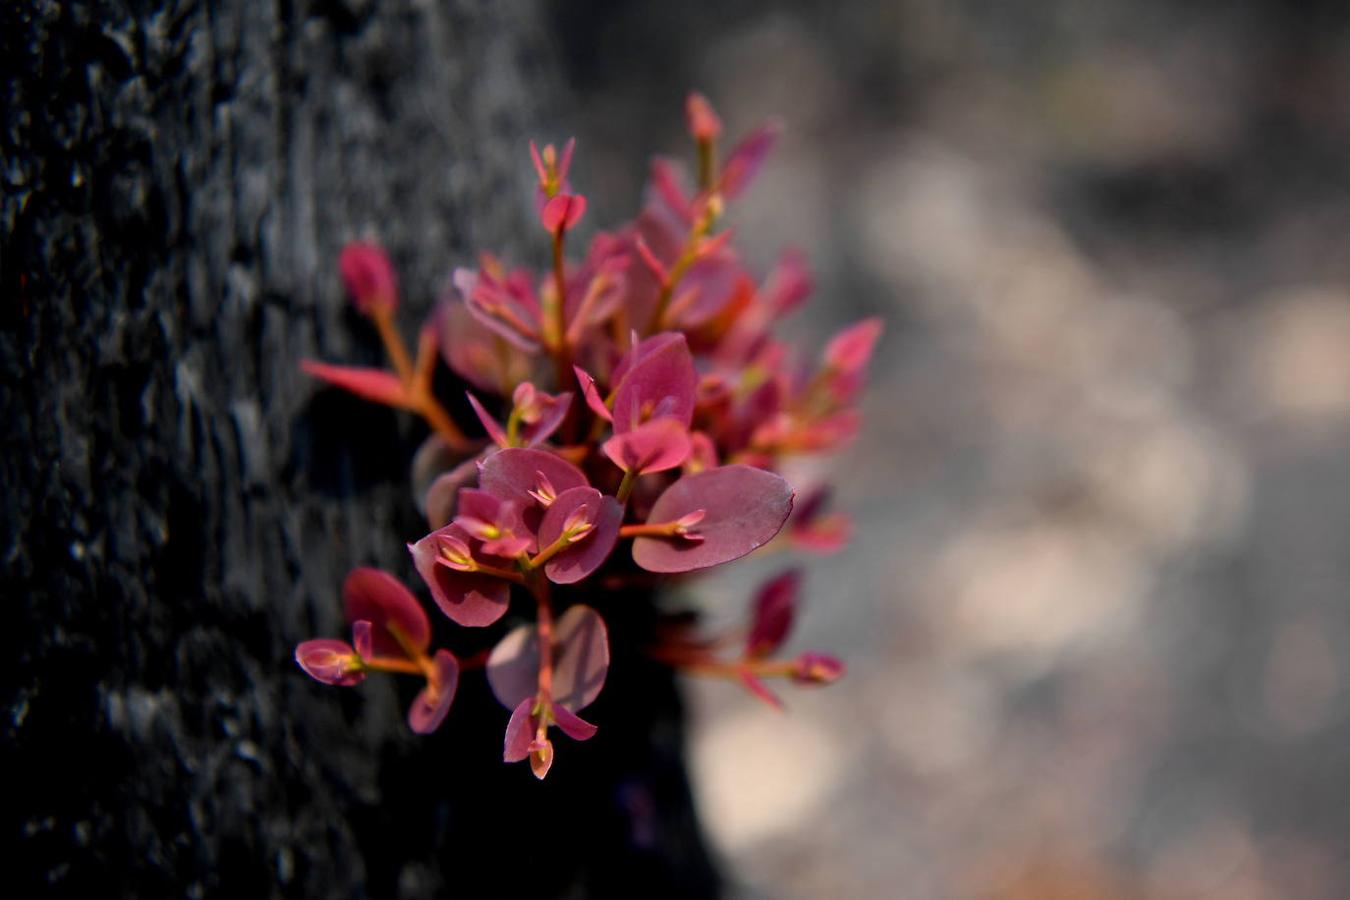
xmin=549 ymin=228 xmax=572 ymax=392
xmin=416 ymin=393 xmax=471 ymax=452
xmin=361 ymin=656 xmax=425 ymax=677
xmin=372 ymin=307 xmax=415 ymax=386
xmin=618 ymin=522 xmax=679 ymax=539
xmin=615 ymin=468 xmax=638 ymax=505
xmin=530 ymin=574 xmax=555 ymax=708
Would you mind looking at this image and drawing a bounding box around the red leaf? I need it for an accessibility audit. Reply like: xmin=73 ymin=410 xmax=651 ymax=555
xmin=516 ymin=385 xmax=572 ymax=447
xmin=412 ymin=435 xmax=468 ymax=518
xmin=738 ymin=669 xmax=784 ymax=711
xmin=487 ymin=624 xmax=539 ymax=710
xmin=647 ymin=157 xmax=693 ymax=225
xmin=503 ymin=697 xmax=537 ymax=762
xmin=408 ymin=524 xmax=511 ymax=627
xmin=823 ymin=317 xmax=884 ymax=373
xmin=466 ymin=391 xmax=510 ymax=447
xmin=529 ymin=738 xmax=554 ymax=780
xmin=632 ymin=465 xmax=794 ymax=573
xmin=611 ymin=333 xmax=698 ymax=433
xmin=438 ymin=293 xmax=520 ymax=392
xmin=423 ymin=456 xmax=482 ymax=531
xmin=488 ymin=606 xmax=610 ymax=713
xmin=551 ymin=704 xmax=598 ymax=742
xmin=553 ymin=605 xmax=610 ymax=712
xmin=719 ymin=121 xmax=780 ymax=199
xmin=339 ymin=241 xmax=398 ymax=314
xmin=685 ymin=92 xmax=722 ymax=141
xmin=408 ymin=649 xmax=460 ymax=734
xmin=762 ymin=248 xmax=813 ymax=316
xmin=300 ymin=360 xmax=406 ymax=407
xmin=295 ymin=639 xmax=365 ymax=686
xmin=478 ymin=447 xmax=590 ymax=539
xmin=351 ymin=620 xmax=373 ymax=660
xmin=538 ymin=487 xmax=623 ymax=584
xmin=746 ymin=569 xmax=800 ymax=658
xmin=666 ymin=254 xmax=742 ymax=329
xmin=789 ymin=486 xmax=852 ymax=553
xmin=601 ymin=417 xmax=691 ymax=475
xmin=342 ymin=568 xmax=431 ymax=658
xmin=792 ymin=652 xmax=845 ymax=685
xmin=541 ymin=193 xmax=587 ymax=232
xmin=573 ymin=365 xmax=612 ymax=422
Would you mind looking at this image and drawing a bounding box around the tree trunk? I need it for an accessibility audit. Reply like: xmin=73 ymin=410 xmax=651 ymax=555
xmin=2 ymin=1 xmax=719 ymax=896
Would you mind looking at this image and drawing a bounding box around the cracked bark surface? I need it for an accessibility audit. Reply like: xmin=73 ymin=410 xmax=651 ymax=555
xmin=2 ymin=2 xmax=719 ymax=896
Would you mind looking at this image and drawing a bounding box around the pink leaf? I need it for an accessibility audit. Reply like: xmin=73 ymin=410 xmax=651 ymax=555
xmin=342 ymin=567 xmax=431 ymax=658
xmin=529 ymin=738 xmax=554 ymax=780
xmin=538 ymin=487 xmax=623 ymax=584
xmin=762 ymin=248 xmax=813 ymax=315
xmin=529 ymin=140 xmax=548 ymax=185
xmin=300 ymin=360 xmax=406 ymax=407
xmin=792 ymin=652 xmax=846 ymax=685
xmin=558 ymin=137 xmax=576 ymax=182
xmin=412 ymin=435 xmax=465 ymax=517
xmin=437 ymin=293 xmax=520 ymax=392
xmin=632 ymin=465 xmax=794 ymax=573
xmin=520 ymin=390 xmax=573 ymax=447
xmin=486 ymin=624 xmax=540 ymax=710
xmin=457 ymin=266 xmax=542 ymax=354
xmin=541 ymin=193 xmax=587 ymax=232
xmin=573 ymin=366 xmax=612 ymax=422
xmin=719 ymin=121 xmax=780 ymax=199
xmin=503 ymin=697 xmax=537 ymax=762
xmin=789 ymin=486 xmax=852 ymax=553
xmin=553 ymin=605 xmax=610 ymax=712
xmin=551 ymin=704 xmax=598 ymax=741
xmin=601 ymin=417 xmax=692 ymax=475
xmin=466 ymin=392 xmax=511 ymax=447
xmin=789 ymin=409 xmax=862 ymax=452
xmin=408 ymin=649 xmax=460 ymax=734
xmin=351 ymin=620 xmax=373 ymax=660
xmin=611 ymin=333 xmax=698 ymax=433
xmin=685 ymin=92 xmax=722 ymax=141
xmin=746 ymin=569 xmax=800 ymax=658
xmin=647 ymin=157 xmax=693 ymax=224
xmin=634 ymin=234 xmax=670 ymax=284
xmin=478 ymin=447 xmax=590 ymax=538
xmin=295 ymin=639 xmax=366 ymax=686
xmin=824 ymin=317 xmax=884 ymax=373
xmin=486 ymin=606 xmax=609 ymax=713
xmin=666 ymin=255 xmax=742 ymax=329
xmin=339 ymin=241 xmax=398 ymax=314
xmin=423 ymin=456 xmax=483 ymax=531
xmin=684 ymin=431 xmax=719 ymax=474
xmin=738 ymin=669 xmax=784 ymax=711
xmin=408 ymin=524 xmax=511 ymax=627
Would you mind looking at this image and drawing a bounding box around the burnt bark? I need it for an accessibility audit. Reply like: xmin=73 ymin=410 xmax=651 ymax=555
xmin=2 ymin=1 xmax=719 ymax=896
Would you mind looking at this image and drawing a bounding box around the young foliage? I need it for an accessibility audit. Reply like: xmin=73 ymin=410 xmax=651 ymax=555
xmin=294 ymin=93 xmax=880 ymax=779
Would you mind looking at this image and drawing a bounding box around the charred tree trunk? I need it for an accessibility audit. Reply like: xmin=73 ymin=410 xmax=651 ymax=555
xmin=2 ymin=2 xmax=719 ymax=896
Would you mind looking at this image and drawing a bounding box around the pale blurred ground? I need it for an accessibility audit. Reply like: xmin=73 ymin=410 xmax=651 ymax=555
xmin=550 ymin=2 xmax=1350 ymax=897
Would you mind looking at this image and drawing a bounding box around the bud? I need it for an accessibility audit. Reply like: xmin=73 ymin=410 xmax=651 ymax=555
xmin=540 ymin=193 xmax=587 ymax=233
xmin=296 ymin=639 xmax=366 ymax=686
xmin=528 ymin=737 xmax=554 ymax=780
xmin=351 ymin=620 xmax=374 ymax=660
xmin=792 ymin=652 xmax=845 ymax=685
xmin=685 ymin=92 xmax=722 ymax=141
xmin=436 ymin=533 xmax=476 ymax=571
xmin=528 ymin=471 xmax=559 ymax=508
xmin=339 ymin=241 xmax=398 ymax=315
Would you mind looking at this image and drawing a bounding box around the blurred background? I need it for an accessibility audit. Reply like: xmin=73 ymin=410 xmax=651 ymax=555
xmin=547 ymin=1 xmax=1350 ymax=897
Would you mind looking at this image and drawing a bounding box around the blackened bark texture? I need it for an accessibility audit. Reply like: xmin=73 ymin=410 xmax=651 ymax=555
xmin=2 ymin=2 xmax=719 ymax=897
